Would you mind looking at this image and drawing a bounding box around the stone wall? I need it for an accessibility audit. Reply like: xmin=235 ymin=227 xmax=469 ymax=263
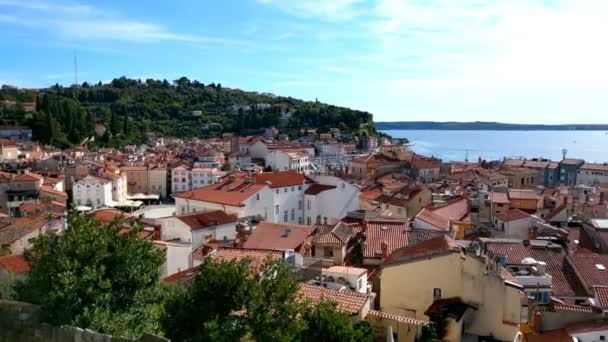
xmin=0 ymin=300 xmax=170 ymax=342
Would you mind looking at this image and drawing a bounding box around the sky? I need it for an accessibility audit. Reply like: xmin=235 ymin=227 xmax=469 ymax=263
xmin=1 ymin=0 xmax=608 ymax=124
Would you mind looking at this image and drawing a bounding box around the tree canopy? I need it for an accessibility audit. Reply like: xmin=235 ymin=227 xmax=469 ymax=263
xmin=0 ymin=77 xmax=376 ymax=148
xmin=14 ymin=211 xmax=167 ymax=338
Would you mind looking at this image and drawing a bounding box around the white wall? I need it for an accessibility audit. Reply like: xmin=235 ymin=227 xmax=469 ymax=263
xmin=73 ymin=176 xmax=112 ymax=209
xmin=158 ymin=242 xmax=192 ymax=277
xmin=577 ymin=169 xmax=608 ymax=185
xmin=493 ymin=216 xmax=542 ymax=240
xmin=172 ymin=168 xmax=191 ymax=193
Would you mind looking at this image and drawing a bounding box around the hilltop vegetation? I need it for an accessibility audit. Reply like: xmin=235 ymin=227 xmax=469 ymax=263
xmin=0 ymin=77 xmax=376 ymax=148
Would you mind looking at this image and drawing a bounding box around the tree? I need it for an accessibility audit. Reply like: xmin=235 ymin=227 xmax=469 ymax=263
xmin=162 ymin=258 xmax=255 ymax=342
xmin=300 ymin=301 xmax=373 ymax=342
xmin=246 ymin=261 xmax=305 ymax=342
xmin=14 ymin=211 xmax=166 ymax=338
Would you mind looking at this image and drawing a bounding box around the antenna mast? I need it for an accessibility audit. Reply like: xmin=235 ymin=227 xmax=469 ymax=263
xmin=73 ymin=50 xmax=78 ymax=87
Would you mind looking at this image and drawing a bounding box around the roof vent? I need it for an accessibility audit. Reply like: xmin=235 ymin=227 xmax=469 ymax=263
xmin=281 ymin=229 xmax=291 ymax=238
xmin=381 ymin=226 xmax=388 ymax=231
xmin=375 ymin=249 xmax=383 ymax=256
xmin=596 ymin=264 xmax=606 ymax=270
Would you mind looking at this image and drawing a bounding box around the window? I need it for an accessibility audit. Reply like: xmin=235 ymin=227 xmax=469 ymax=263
xmin=256 ymin=193 xmax=260 ymax=200
xmin=298 ymin=200 xmax=302 ymax=209
xmin=284 ymin=211 xmax=288 ymax=222
xmin=307 ymin=217 xmax=311 ymax=225
xmin=307 ymin=200 xmax=311 ymax=210
xmin=358 ymin=279 xmax=363 ymax=290
xmin=298 ymin=185 xmax=302 ymax=190
xmin=275 ymin=205 xmax=279 ymax=215
xmin=291 ymin=209 xmax=295 ymax=220
xmin=284 ymin=188 xmax=288 ymax=193
xmin=324 ymin=247 xmax=334 ymax=257
xmin=298 ymin=217 xmax=303 ymax=224
xmin=276 ymin=189 xmax=279 ymax=194
xmin=97 ymin=198 xmax=101 ymax=205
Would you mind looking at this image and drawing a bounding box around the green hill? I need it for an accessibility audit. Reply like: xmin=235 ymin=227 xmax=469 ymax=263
xmin=0 ymin=77 xmax=376 ymax=148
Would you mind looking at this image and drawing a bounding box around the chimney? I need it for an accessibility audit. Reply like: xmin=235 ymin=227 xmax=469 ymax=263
xmin=323 ymin=217 xmax=328 ymax=225
xmin=533 ymin=310 xmax=542 ymax=334
xmin=380 ymin=240 xmax=389 ymax=261
xmin=523 ymin=239 xmax=531 ymax=246
xmin=361 ymin=220 xmax=368 ymax=233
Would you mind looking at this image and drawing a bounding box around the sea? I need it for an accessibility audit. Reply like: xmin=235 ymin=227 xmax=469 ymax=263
xmin=381 ymin=130 xmax=608 ymax=163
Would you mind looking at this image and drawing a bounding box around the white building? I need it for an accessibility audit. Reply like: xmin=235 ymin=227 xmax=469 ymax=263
xmin=154 ymin=240 xmax=192 ymax=278
xmin=73 ymin=175 xmax=113 ymax=209
xmin=156 ymin=210 xmax=238 ymax=250
xmin=304 ymin=175 xmax=360 ymax=226
xmin=265 ymin=149 xmax=311 ymax=173
xmin=492 ymin=209 xmax=542 ymax=240
xmin=171 ymin=165 xmax=225 ymax=194
xmin=98 ymin=171 xmax=128 ymax=204
xmin=148 ymin=166 xmax=168 ymax=198
xmin=577 ymin=163 xmax=608 ymax=185
xmin=173 ymin=171 xmax=354 ymax=225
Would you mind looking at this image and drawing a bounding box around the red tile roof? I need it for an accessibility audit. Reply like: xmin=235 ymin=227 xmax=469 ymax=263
xmin=362 ymin=221 xmax=409 ymax=258
xmin=120 ymin=165 xmax=148 ymax=171
xmin=490 ymin=192 xmax=510 ymax=204
xmin=594 ymin=287 xmax=608 ymax=309
xmin=210 ymin=247 xmax=282 ymax=271
xmin=366 ymin=310 xmax=428 ymax=326
xmin=485 ymin=240 xmax=584 ymax=297
xmin=176 ymin=210 xmax=237 ymax=231
xmin=415 ymin=198 xmax=469 ymax=231
xmin=297 ymin=283 xmax=370 ymax=315
xmin=0 ymin=212 xmax=52 ymax=246
xmin=164 ymin=265 xmax=200 ymax=283
xmin=494 ymin=208 xmax=531 ymax=222
xmin=350 ymin=153 xmax=396 ymax=165
xmin=254 ymin=170 xmax=314 ymax=189
xmin=312 ymin=222 xmax=354 ymax=246
xmin=243 ymin=221 xmax=313 ymax=251
xmin=552 ymin=303 xmax=597 ymax=313
xmin=0 ymin=254 xmax=30 ymax=274
xmin=174 ymin=173 xmax=265 ymax=207
xmin=383 ymin=235 xmax=461 ymax=266
xmin=570 ymin=253 xmax=608 ymax=290
xmin=90 ymin=209 xmax=134 ymax=223
xmin=13 ymin=172 xmax=43 ymax=182
xmin=304 ymin=184 xmax=336 ymax=196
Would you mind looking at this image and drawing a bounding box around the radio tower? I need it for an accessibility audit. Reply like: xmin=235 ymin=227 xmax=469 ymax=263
xmin=74 ymin=50 xmax=78 ymax=86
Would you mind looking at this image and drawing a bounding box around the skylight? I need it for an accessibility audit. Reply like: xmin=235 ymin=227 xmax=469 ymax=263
xmin=596 ymin=264 xmax=605 ymax=270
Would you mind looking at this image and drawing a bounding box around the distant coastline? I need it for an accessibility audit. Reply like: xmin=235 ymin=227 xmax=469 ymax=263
xmin=375 ymin=121 xmax=608 ymax=131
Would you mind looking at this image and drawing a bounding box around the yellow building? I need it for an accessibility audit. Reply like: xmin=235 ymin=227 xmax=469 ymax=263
xmin=378 ymin=236 xmax=524 ymax=342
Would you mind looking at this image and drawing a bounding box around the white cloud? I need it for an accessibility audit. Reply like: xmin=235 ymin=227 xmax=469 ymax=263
xmin=0 ymin=0 xmax=242 ymax=44
xmin=258 ymin=0 xmax=366 ymax=20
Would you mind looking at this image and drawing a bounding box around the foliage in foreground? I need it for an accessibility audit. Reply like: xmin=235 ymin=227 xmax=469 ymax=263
xmin=14 ymin=211 xmax=167 ymax=338
xmin=9 ymin=210 xmax=373 ymax=341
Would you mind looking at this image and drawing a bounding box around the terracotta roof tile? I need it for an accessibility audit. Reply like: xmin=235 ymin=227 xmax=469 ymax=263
xmin=13 ymin=172 xmax=43 ymax=182
xmin=0 ymin=254 xmax=30 ymax=273
xmin=0 ymin=212 xmax=52 ymax=246
xmin=210 ymin=247 xmax=282 ymax=271
xmin=383 ymin=235 xmax=461 ymax=266
xmin=297 ymin=283 xmax=370 ymax=315
xmin=366 ymin=310 xmax=428 ymax=326
xmin=176 ymin=210 xmax=237 ymax=231
xmin=174 ymin=173 xmax=265 ymax=207
xmin=570 ymin=253 xmax=608 ymax=289
xmin=243 ymin=222 xmax=313 ymax=251
xmin=304 ymin=184 xmax=336 ymax=196
xmin=485 ymin=241 xmax=584 ymax=297
xmin=494 ymin=208 xmax=531 ymax=222
xmin=254 ymin=170 xmax=314 ymax=189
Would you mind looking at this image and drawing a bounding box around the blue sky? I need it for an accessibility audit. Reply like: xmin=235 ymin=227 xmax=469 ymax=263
xmin=1 ymin=0 xmax=608 ymax=124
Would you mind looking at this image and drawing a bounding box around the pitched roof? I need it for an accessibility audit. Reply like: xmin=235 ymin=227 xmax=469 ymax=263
xmin=415 ymin=198 xmax=470 ymax=231
xmin=484 ymin=240 xmax=584 ymax=297
xmin=570 ymin=253 xmax=608 ymax=289
xmin=581 ymin=163 xmax=608 ymax=171
xmin=304 ymin=184 xmax=336 ymax=196
xmin=595 ymin=286 xmax=608 ymax=309
xmin=350 ymin=153 xmax=396 ymax=165
xmin=164 ymin=265 xmax=200 ymax=283
xmin=297 ymin=283 xmax=370 ymax=315
xmin=362 ymin=221 xmax=409 ymax=258
xmin=173 ymin=173 xmax=265 ymax=207
xmin=176 ymin=210 xmax=237 ymax=231
xmin=13 ymin=172 xmax=43 ymax=182
xmin=312 ymin=222 xmax=353 ymax=245
xmin=90 ymin=209 xmax=134 ymax=223
xmin=210 ymin=247 xmax=282 ymax=271
xmin=0 ymin=212 xmax=51 ymax=246
xmin=0 ymin=254 xmax=30 ymax=274
xmin=243 ymin=221 xmax=314 ymax=251
xmin=383 ymin=235 xmax=461 ymax=266
xmin=366 ymin=310 xmax=428 ymax=326
xmin=490 ymin=192 xmax=510 ymax=204
xmin=120 ymin=165 xmax=148 ymax=171
xmin=254 ymin=170 xmax=314 ymax=189
xmin=494 ymin=208 xmax=531 ymax=222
